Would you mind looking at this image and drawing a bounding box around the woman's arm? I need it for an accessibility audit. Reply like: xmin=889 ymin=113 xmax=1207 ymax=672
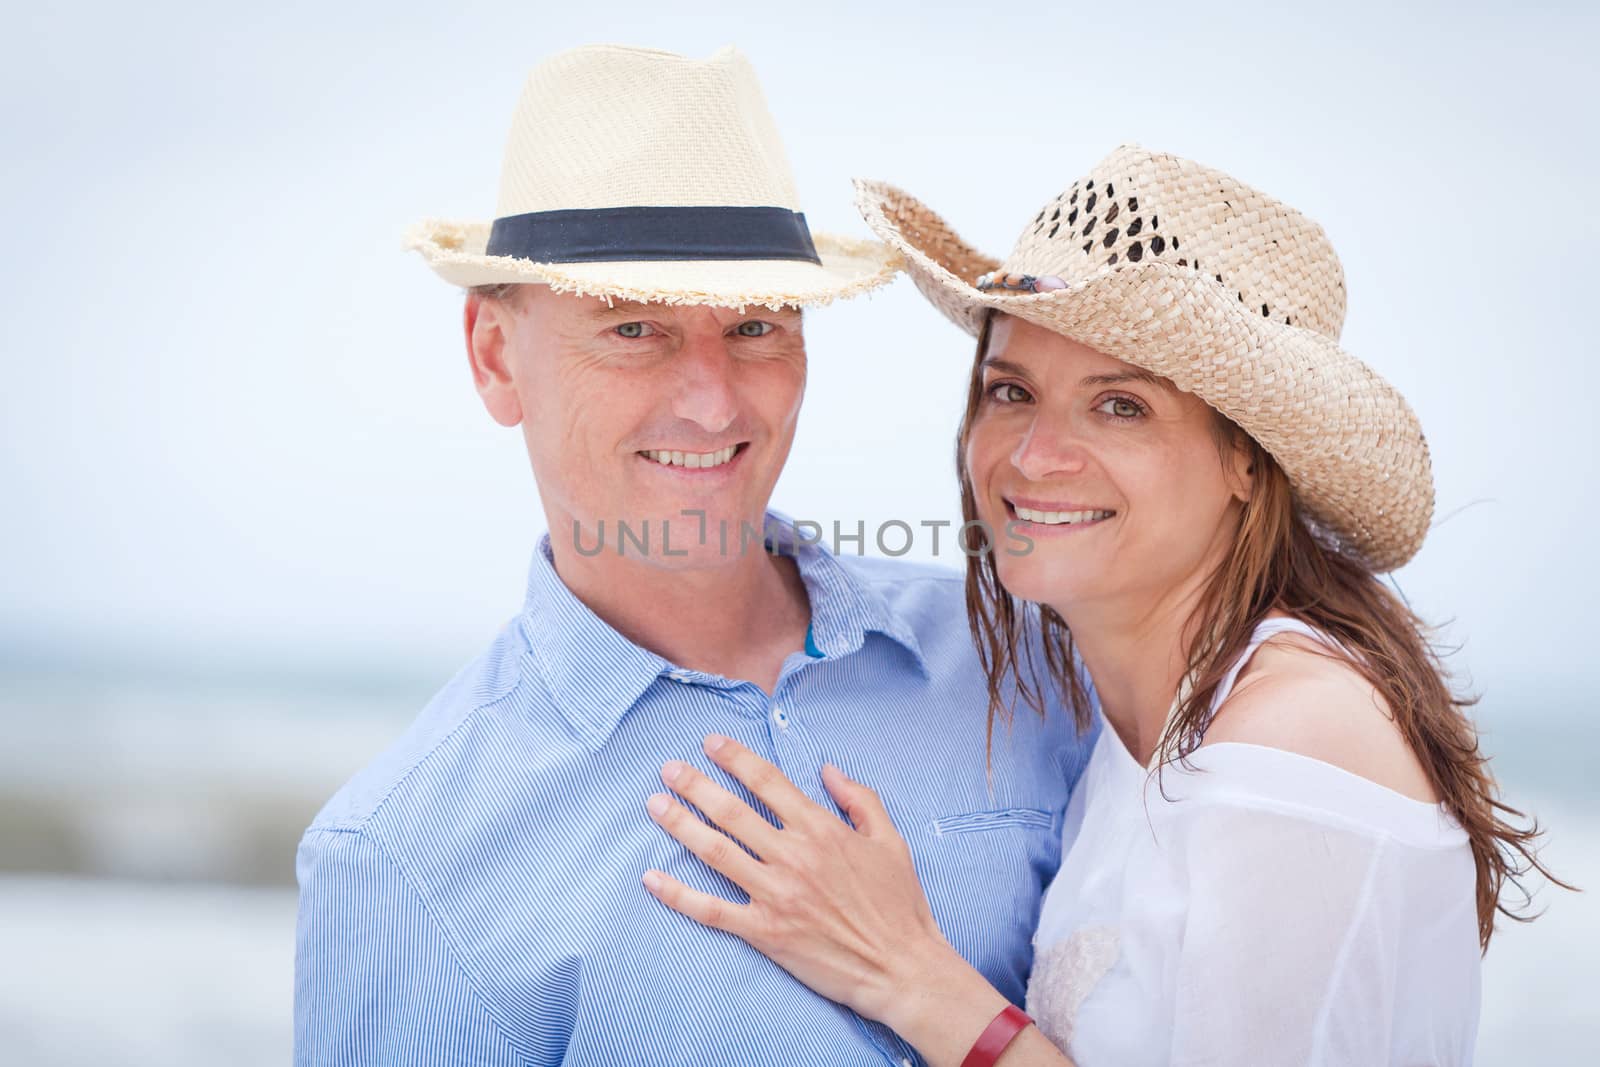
xmin=641 ymin=734 xmax=1076 ymax=1067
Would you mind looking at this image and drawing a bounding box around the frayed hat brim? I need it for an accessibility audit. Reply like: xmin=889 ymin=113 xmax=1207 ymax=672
xmin=405 ymin=218 xmax=902 ymax=311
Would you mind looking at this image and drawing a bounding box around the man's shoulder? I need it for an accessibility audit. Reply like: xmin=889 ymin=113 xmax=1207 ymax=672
xmin=303 ymin=619 xmax=538 ymax=838
xmin=833 ymin=553 xmax=971 ymax=640
xmin=833 ymin=552 xmax=965 ymax=594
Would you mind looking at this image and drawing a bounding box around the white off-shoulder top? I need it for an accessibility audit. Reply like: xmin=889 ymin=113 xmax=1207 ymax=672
xmin=1026 ymin=617 xmax=1481 ymax=1066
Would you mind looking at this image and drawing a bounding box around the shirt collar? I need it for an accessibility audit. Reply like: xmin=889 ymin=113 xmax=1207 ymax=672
xmin=517 ymin=509 xmax=929 ymax=751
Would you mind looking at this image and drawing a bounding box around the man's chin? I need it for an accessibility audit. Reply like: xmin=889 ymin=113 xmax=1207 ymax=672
xmin=562 ymin=511 xmax=772 ymax=567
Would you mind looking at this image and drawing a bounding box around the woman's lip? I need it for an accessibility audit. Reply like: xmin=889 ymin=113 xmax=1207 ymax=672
xmin=1003 ymin=500 xmax=1118 ymax=532
xmin=1004 ymin=496 xmax=1116 ymax=513
xmin=1004 ymin=502 xmax=1117 ymax=534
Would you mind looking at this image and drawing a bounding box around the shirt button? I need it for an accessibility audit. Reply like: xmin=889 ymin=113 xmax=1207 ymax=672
xmin=901 ymin=1059 xmax=914 ymax=1067
xmin=770 ymin=705 xmax=790 ymax=729
xmin=668 ymin=670 xmax=690 ymax=682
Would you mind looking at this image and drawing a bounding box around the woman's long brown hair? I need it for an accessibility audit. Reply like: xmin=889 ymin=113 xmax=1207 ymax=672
xmin=957 ymin=314 xmax=1569 ymax=950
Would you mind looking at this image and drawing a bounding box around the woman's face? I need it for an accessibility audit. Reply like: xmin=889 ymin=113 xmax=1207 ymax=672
xmin=965 ymin=314 xmax=1253 ymax=614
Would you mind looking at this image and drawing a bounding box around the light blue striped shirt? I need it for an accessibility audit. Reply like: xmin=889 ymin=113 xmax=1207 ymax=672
xmin=294 ymin=511 xmax=1096 ymax=1065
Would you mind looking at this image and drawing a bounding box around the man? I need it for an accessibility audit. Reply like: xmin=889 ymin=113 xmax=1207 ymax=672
xmin=294 ymin=44 xmax=1092 ymax=1066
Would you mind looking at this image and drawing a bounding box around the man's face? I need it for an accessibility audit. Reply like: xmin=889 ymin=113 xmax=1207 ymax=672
xmin=466 ymin=286 xmax=807 ymax=569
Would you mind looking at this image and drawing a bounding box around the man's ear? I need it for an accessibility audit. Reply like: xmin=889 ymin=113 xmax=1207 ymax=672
xmin=464 ymin=294 xmax=524 ymax=427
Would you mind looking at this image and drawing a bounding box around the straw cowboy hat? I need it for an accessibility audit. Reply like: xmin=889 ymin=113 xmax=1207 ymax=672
xmin=406 ymin=44 xmax=899 ymax=310
xmin=854 ymin=145 xmax=1433 ymax=572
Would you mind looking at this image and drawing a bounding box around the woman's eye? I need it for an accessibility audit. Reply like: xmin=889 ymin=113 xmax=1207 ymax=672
xmin=734 ymin=321 xmax=774 ymax=337
xmin=615 ymin=322 xmax=655 ymax=339
xmin=1096 ymin=395 xmax=1145 ymax=419
xmin=986 ymin=381 xmax=1033 ymax=404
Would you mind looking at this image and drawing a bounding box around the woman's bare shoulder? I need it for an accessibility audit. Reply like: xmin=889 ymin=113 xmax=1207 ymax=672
xmin=1199 ymin=631 xmax=1440 ymax=803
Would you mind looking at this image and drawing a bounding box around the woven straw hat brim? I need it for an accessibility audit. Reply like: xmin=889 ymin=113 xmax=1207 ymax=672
xmin=405 ymin=218 xmax=902 ymax=311
xmin=854 ymin=178 xmax=1433 ymax=573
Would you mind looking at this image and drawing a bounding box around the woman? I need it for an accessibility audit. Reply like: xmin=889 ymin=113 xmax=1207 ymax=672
xmin=637 ymin=145 xmax=1557 ymax=1065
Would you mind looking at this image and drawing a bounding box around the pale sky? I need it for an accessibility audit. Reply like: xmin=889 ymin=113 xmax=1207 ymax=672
xmin=3 ymin=1 xmax=1596 ymax=724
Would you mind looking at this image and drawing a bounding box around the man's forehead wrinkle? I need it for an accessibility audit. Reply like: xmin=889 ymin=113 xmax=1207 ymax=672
xmin=574 ymin=301 xmax=803 ymax=323
xmin=585 ymin=300 xmax=658 ymax=320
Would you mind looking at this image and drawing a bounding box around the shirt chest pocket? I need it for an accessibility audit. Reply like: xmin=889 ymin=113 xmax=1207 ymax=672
xmin=917 ymin=805 xmax=1065 ymax=994
xmin=921 ymin=803 xmax=1064 ymax=902
xmin=930 ymin=806 xmax=1056 ymax=836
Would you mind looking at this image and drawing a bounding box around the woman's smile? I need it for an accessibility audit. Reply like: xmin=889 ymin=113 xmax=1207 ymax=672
xmin=1004 ymin=496 xmax=1118 ymax=533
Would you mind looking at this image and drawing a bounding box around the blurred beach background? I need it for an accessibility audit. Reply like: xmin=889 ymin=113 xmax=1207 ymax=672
xmin=3 ymin=1 xmax=1596 ymax=1063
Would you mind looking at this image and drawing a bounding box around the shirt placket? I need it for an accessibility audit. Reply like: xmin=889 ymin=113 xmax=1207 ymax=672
xmin=661 ymin=647 xmax=923 ymax=1067
xmin=768 ymin=659 xmax=924 ymax=1067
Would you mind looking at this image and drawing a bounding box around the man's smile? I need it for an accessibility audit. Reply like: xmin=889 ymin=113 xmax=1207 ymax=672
xmin=635 ymin=441 xmax=749 ymax=472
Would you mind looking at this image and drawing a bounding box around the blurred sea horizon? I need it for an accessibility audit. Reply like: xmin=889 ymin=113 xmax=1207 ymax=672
xmin=2 ymin=647 xmax=1594 ymax=1065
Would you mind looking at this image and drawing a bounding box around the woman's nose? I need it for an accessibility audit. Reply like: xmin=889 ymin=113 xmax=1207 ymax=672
xmin=1010 ymin=416 xmax=1089 ymax=481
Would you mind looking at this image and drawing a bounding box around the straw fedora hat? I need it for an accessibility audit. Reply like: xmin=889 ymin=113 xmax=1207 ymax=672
xmin=406 ymin=44 xmax=899 ymax=310
xmin=854 ymin=145 xmax=1433 ymax=572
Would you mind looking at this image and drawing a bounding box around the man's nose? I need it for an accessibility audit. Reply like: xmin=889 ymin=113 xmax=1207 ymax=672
xmin=669 ymin=332 xmax=739 ymax=434
xmin=1010 ymin=415 xmax=1090 ymax=481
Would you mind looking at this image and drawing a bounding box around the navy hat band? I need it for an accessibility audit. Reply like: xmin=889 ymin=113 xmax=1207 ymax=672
xmin=485 ymin=205 xmax=822 ymax=265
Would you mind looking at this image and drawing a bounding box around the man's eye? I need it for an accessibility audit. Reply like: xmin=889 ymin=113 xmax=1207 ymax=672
xmin=615 ymin=322 xmax=655 ymax=339
xmin=735 ymin=321 xmax=774 ymax=338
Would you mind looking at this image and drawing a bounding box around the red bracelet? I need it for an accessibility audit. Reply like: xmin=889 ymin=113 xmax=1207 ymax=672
xmin=960 ymin=1004 xmax=1033 ymax=1067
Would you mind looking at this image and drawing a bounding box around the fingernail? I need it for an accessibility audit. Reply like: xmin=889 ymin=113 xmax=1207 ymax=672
xmin=661 ymin=761 xmax=684 ymax=785
xmin=647 ymin=793 xmax=670 ymax=817
xmin=643 ymin=870 xmax=662 ymax=892
xmin=704 ymin=734 xmax=728 ymax=753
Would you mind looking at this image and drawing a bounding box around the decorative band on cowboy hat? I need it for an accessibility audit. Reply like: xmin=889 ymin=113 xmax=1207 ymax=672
xmin=406 ymin=44 xmax=900 ymax=310
xmin=853 ymin=144 xmax=1433 ymax=572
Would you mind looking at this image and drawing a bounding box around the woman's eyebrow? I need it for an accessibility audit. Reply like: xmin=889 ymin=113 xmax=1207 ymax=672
xmin=979 ymin=358 xmax=1033 ymax=377
xmin=1079 ymin=368 xmax=1173 ymax=391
